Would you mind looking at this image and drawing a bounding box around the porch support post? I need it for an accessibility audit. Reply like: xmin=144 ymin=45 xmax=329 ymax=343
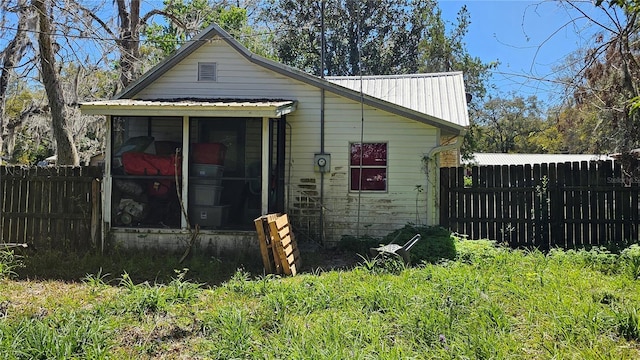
xmin=103 ymin=115 xmax=113 ymax=253
xmin=261 ymin=117 xmax=269 ymax=215
xmin=276 ymin=116 xmax=286 ymax=213
xmin=181 ymin=115 xmax=189 ymax=229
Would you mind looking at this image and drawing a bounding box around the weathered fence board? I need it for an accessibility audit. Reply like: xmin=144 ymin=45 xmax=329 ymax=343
xmin=1 ymin=166 xmax=102 ymax=252
xmin=441 ymin=160 xmax=640 ymax=249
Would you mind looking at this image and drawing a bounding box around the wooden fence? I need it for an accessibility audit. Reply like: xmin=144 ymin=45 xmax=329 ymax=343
xmin=0 ymin=166 xmax=103 ymax=252
xmin=440 ymin=161 xmax=640 ymax=249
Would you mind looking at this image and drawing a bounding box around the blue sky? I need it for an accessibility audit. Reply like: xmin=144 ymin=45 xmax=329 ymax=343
xmin=439 ymin=0 xmax=607 ymax=104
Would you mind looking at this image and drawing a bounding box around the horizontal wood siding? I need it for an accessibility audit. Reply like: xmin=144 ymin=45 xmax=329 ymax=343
xmin=137 ymin=37 xmax=318 ymax=101
xmin=288 ymin=91 xmax=438 ymax=244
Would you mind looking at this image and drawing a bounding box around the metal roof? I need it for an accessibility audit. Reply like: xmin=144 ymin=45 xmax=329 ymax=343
xmin=80 ymin=99 xmax=297 ymax=118
xmin=465 ymin=153 xmax=614 ymax=166
xmin=326 ymin=73 xmax=469 ymax=127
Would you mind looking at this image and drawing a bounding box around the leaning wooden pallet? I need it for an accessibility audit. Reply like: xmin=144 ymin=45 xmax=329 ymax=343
xmin=268 ymin=214 xmax=301 ymax=276
xmin=254 ymin=213 xmax=301 ymax=276
xmin=254 ymin=214 xmax=280 ymax=274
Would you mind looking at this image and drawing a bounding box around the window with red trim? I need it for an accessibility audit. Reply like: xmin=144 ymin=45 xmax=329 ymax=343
xmin=350 ymin=142 xmax=387 ymax=191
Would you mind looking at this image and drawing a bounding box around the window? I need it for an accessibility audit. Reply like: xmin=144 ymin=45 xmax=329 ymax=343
xmin=198 ymin=62 xmax=217 ymax=81
xmin=350 ymin=142 xmax=387 ymax=191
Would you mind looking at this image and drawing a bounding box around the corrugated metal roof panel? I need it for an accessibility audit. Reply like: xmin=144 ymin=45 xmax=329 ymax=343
xmin=326 ymin=72 xmax=469 ymax=127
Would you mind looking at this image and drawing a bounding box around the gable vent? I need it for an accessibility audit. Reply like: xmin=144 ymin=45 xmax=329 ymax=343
xmin=198 ymin=62 xmax=217 ymax=81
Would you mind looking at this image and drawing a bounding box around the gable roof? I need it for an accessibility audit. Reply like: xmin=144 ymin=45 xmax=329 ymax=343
xmin=115 ymin=23 xmax=467 ymax=136
xmin=326 ymin=73 xmax=469 ymax=128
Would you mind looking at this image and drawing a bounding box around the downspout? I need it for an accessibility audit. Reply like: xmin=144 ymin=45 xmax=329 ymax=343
xmin=319 ymin=0 xmax=326 ymax=245
xmin=425 ymin=132 xmax=466 ymax=225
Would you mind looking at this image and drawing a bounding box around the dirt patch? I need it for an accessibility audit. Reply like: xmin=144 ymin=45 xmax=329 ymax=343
xmin=298 ymin=246 xmax=363 ymax=273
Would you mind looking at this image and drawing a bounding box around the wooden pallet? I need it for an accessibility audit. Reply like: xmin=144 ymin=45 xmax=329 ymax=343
xmin=254 ymin=213 xmax=301 ymax=276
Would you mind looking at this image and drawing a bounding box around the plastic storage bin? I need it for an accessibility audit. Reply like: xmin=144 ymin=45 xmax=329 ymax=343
xmin=190 ymin=205 xmax=230 ymax=228
xmin=190 ymin=180 xmax=223 ymax=206
xmin=191 ymin=164 xmax=224 ymax=179
xmin=192 ymin=143 xmax=227 ymax=165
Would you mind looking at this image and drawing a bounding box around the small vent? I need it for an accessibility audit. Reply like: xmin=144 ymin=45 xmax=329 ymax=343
xmin=198 ymin=62 xmax=217 ymax=81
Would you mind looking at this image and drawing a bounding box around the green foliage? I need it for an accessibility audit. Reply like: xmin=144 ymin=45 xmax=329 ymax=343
xmin=167 ymin=268 xmax=202 ymax=303
xmin=384 ymin=224 xmax=457 ymax=264
xmin=12 ymin=133 xmax=52 ymax=165
xmin=17 ymin=248 xmax=259 ymax=285
xmin=621 ymin=244 xmax=640 ymax=280
xmin=0 ymin=311 xmax=113 ymax=359
xmin=417 ymin=4 xmax=495 ymax=101
xmin=0 ymin=249 xmax=23 ymax=280
xmin=339 ymin=224 xmax=456 ymax=264
xmin=556 ymin=1 xmax=640 ymax=158
xmin=454 ymin=238 xmax=507 ymax=264
xmin=143 ymin=1 xmax=250 ymax=56
xmin=261 ymin=0 xmax=494 ymax=99
xmin=3 ymin=245 xmax=640 ymax=358
xmin=356 ymin=254 xmax=407 ymax=275
xmin=337 ymin=234 xmax=380 ymax=253
xmin=474 ymin=94 xmax=547 ymax=153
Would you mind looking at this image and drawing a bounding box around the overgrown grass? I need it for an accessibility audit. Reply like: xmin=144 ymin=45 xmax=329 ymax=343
xmin=340 ymin=224 xmax=456 ymax=263
xmin=13 ymin=248 xmax=263 ymax=286
xmin=1 ymin=238 xmax=640 ymax=358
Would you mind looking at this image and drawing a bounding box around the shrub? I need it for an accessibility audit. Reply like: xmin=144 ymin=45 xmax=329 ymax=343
xmin=621 ymin=244 xmax=640 ymax=280
xmin=454 ymin=238 xmax=506 ymax=264
xmin=340 ymin=224 xmax=456 ymax=265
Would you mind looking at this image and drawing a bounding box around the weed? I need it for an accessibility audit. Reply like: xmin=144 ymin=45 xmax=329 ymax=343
xmin=615 ymin=306 xmax=640 ymax=341
xmin=167 ymin=268 xmax=201 ymax=303
xmin=0 ymin=311 xmax=112 ymax=358
xmin=82 ymin=267 xmax=111 ymax=288
xmin=356 ymin=253 xmax=407 ymax=275
xmin=0 ymin=249 xmax=23 ymax=280
xmin=454 ymin=238 xmax=505 ymax=264
xmin=117 ymin=272 xmax=167 ymax=317
xmin=621 ymin=244 xmax=640 ymax=280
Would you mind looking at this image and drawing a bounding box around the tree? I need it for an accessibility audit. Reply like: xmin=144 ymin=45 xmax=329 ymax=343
xmin=0 ymin=0 xmax=31 ymax=157
xmin=260 ymin=0 xmax=493 ymax=81
xmin=553 ymin=1 xmax=640 ymax=171
xmin=144 ymin=0 xmax=252 ymax=57
xmin=475 ymin=95 xmax=545 ymax=153
xmin=417 ymin=4 xmax=494 ymax=102
xmin=32 ymin=0 xmax=79 ymax=165
xmin=260 ymin=0 xmax=494 ymax=160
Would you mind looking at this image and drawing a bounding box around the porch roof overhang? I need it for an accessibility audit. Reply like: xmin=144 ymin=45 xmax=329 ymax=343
xmin=80 ymin=99 xmax=297 ymax=118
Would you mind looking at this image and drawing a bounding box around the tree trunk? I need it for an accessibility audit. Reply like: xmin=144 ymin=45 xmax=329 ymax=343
xmin=32 ymin=0 xmax=79 ymax=165
xmin=116 ymin=0 xmax=141 ymax=90
xmin=0 ymin=0 xmax=30 ymax=157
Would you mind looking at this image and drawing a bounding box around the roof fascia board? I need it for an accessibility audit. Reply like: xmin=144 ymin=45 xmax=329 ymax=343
xmin=81 ymin=102 xmax=297 ymax=118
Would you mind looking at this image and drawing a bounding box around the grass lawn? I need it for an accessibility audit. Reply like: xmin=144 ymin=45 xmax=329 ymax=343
xmin=1 ymin=236 xmax=640 ymax=359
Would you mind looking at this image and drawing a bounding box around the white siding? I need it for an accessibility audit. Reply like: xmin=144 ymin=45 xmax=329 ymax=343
xmin=136 ymin=36 xmax=318 ymax=101
xmin=134 ymin=36 xmax=441 ymax=244
xmin=287 ymin=91 xmax=438 ymax=244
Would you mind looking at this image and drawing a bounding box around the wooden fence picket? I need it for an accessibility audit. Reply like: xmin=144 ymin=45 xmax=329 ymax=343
xmin=441 ymin=160 xmax=640 ymax=249
xmin=1 ymin=166 xmax=102 ymax=251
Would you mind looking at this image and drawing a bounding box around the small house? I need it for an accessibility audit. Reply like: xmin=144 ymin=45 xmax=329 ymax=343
xmin=81 ymin=23 xmax=469 ymax=255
